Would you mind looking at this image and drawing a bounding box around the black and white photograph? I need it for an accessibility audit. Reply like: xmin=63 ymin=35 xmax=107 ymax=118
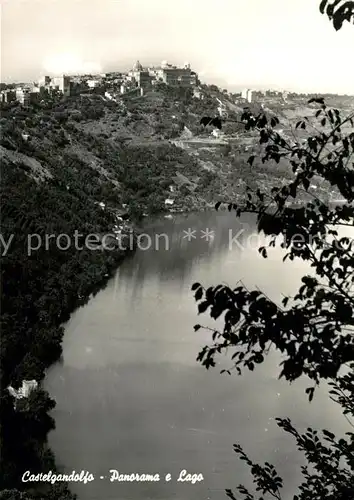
xmin=1 ymin=1 xmax=354 ymax=499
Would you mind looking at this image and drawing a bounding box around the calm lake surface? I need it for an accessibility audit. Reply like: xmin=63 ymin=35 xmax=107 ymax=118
xmin=44 ymin=211 xmax=349 ymax=500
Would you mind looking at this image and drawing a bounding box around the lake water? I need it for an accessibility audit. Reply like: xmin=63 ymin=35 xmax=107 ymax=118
xmin=44 ymin=211 xmax=349 ymax=500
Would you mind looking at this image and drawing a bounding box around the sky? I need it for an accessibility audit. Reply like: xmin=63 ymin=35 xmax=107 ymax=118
xmin=1 ymin=0 xmax=354 ymax=94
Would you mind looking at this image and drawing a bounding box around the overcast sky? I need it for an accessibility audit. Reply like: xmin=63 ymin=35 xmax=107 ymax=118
xmin=1 ymin=0 xmax=354 ymax=93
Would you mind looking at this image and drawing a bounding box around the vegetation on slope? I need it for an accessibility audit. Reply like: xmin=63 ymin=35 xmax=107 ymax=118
xmin=0 ymin=66 xmax=353 ymax=498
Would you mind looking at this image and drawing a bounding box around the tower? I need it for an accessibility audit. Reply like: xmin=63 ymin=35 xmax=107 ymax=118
xmin=132 ymin=60 xmax=143 ymax=71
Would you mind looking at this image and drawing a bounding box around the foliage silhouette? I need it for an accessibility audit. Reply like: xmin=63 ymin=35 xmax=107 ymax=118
xmin=196 ymin=97 xmax=354 ymax=498
xmin=320 ymin=0 xmax=354 ymax=30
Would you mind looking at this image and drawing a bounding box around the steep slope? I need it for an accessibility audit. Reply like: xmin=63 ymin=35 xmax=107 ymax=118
xmin=0 ymin=84 xmax=352 ymax=498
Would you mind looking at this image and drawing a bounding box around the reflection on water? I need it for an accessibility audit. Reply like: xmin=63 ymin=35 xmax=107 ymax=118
xmin=44 ymin=212 xmax=349 ymax=500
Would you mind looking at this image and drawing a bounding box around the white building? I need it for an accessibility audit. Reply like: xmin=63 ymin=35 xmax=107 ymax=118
xmin=211 ymin=129 xmax=225 ymax=138
xmin=87 ymin=79 xmax=100 ymax=88
xmin=8 ymin=380 xmax=38 ymax=401
xmin=15 ymin=88 xmax=26 ymax=104
xmin=181 ymin=126 xmax=193 ymax=139
xmin=241 ymin=89 xmax=253 ymax=103
xmin=193 ymin=89 xmax=204 ymax=99
xmin=38 ymin=75 xmax=51 ymax=87
xmin=51 ymin=75 xmax=71 ymax=96
xmin=217 ymin=105 xmax=228 ymax=117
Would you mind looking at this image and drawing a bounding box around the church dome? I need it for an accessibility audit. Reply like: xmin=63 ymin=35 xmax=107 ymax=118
xmin=132 ymin=60 xmax=143 ymax=71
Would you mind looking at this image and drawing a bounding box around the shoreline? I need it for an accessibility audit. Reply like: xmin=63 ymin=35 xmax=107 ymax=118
xmin=1 ymin=226 xmax=136 ymax=498
xmin=3 ymin=196 xmax=349 ymax=498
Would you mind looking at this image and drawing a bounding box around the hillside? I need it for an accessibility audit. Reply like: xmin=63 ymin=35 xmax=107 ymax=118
xmin=2 ymin=85 xmax=352 ymax=219
xmin=0 ymin=83 xmax=353 ymax=499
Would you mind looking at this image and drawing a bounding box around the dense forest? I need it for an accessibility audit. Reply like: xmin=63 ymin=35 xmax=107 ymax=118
xmin=1 ymin=150 xmax=124 ymax=499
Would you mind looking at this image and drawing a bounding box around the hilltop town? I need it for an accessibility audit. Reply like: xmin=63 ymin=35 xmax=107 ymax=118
xmin=1 ymin=60 xmax=199 ymax=104
xmin=1 ymin=59 xmax=352 ymax=106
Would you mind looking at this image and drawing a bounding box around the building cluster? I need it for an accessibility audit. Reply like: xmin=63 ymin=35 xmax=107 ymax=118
xmin=235 ymin=88 xmax=292 ymax=104
xmin=262 ymin=89 xmax=290 ymax=100
xmin=0 ymin=75 xmax=73 ymax=105
xmin=1 ymin=86 xmax=40 ymax=105
xmin=39 ymin=75 xmax=72 ymax=95
xmin=0 ymin=60 xmax=199 ymax=105
xmin=121 ymin=60 xmax=198 ymax=94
